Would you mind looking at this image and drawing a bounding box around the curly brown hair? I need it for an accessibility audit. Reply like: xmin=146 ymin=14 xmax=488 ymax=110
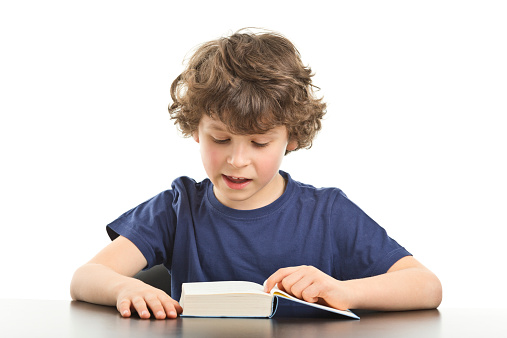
xmin=168 ymin=28 xmax=326 ymax=153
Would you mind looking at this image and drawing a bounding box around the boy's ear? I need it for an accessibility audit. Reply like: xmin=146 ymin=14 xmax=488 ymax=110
xmin=192 ymin=131 xmax=199 ymax=143
xmin=286 ymin=139 xmax=298 ymax=152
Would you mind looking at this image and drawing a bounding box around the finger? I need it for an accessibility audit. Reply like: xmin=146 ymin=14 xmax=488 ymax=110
xmin=174 ymin=301 xmax=183 ymax=314
xmin=264 ymin=266 xmax=300 ymax=292
xmin=161 ymin=298 xmax=183 ymax=319
xmin=300 ymin=283 xmax=320 ymax=303
xmin=281 ymin=272 xmax=307 ymax=298
xmin=117 ymin=298 xmax=132 ymax=318
xmin=131 ymin=296 xmax=151 ymax=319
xmin=276 ymin=282 xmax=287 ymax=293
xmin=144 ymin=294 xmax=167 ymax=320
xmin=285 ymin=275 xmax=312 ymax=299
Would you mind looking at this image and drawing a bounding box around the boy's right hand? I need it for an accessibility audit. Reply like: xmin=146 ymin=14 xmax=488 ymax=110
xmin=116 ymin=279 xmax=182 ymax=319
xmin=70 ymin=236 xmax=182 ymax=320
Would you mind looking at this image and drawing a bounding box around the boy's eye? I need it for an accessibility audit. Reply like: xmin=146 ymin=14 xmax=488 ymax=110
xmin=252 ymin=141 xmax=269 ymax=148
xmin=212 ymin=137 xmax=230 ymax=144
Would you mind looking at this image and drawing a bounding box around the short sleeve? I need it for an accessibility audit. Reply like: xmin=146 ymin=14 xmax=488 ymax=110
xmin=331 ymin=190 xmax=411 ymax=280
xmin=106 ymin=190 xmax=177 ymax=270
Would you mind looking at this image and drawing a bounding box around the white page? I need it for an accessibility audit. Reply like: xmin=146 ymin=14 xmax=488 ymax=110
xmin=183 ymin=281 xmax=267 ymax=295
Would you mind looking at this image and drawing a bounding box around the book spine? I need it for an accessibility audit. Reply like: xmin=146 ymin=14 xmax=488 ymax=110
xmin=268 ymin=296 xmax=279 ymax=318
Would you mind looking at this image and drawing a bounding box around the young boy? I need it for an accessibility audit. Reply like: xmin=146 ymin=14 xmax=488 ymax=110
xmin=70 ymin=29 xmax=442 ymax=319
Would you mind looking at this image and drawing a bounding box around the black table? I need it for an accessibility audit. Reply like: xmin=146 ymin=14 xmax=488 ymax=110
xmin=1 ymin=299 xmax=505 ymax=337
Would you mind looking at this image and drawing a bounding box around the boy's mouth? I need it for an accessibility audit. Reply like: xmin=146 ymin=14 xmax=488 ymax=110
xmin=226 ymin=176 xmax=250 ymax=183
xmin=222 ymin=175 xmax=252 ymax=189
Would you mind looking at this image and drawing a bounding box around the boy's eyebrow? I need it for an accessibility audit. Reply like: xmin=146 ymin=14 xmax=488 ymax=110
xmin=208 ymin=125 xmax=279 ymax=137
xmin=206 ymin=120 xmax=281 ymax=136
xmin=258 ymin=130 xmax=278 ymax=136
xmin=207 ymin=122 xmax=227 ymax=131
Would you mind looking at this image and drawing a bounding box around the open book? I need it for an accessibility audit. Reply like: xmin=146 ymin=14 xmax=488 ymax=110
xmin=179 ymin=281 xmax=359 ymax=319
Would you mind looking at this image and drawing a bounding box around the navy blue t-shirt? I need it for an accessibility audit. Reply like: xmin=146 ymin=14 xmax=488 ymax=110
xmin=107 ymin=171 xmax=410 ymax=316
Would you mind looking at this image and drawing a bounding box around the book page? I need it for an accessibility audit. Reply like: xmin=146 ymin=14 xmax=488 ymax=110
xmin=264 ymin=282 xmax=359 ymax=319
xmin=180 ymin=281 xmax=274 ymax=318
xmin=183 ymin=281 xmax=267 ymax=295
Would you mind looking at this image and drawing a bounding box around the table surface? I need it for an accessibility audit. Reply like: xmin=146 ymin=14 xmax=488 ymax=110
xmin=1 ymin=299 xmax=506 ymax=337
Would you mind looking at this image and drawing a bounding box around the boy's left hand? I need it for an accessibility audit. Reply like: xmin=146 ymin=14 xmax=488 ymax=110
xmin=264 ymin=265 xmax=351 ymax=310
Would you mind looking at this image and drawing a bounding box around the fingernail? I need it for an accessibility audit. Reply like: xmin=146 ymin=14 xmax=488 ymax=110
xmin=121 ymin=310 xmax=129 ymax=317
xmin=169 ymin=310 xmax=176 ymax=317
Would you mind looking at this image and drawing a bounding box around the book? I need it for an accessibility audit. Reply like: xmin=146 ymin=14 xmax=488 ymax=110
xmin=179 ymin=280 xmax=359 ymax=319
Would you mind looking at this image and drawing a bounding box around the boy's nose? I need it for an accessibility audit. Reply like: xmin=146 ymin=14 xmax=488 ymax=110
xmin=227 ymin=143 xmax=251 ymax=168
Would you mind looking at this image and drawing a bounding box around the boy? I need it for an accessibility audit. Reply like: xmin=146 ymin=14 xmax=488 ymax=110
xmin=70 ymin=29 xmax=442 ymax=319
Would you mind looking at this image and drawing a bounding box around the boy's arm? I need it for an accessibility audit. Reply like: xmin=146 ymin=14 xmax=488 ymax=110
xmin=70 ymin=236 xmax=182 ymax=319
xmin=264 ymin=256 xmax=442 ymax=311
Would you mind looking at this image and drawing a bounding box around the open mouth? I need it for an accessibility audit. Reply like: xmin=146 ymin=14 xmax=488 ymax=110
xmin=222 ymin=175 xmax=252 ymax=189
xmin=226 ymin=176 xmax=250 ymax=183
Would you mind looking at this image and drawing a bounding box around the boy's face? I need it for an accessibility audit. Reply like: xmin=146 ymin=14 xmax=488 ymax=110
xmin=194 ymin=115 xmax=297 ymax=210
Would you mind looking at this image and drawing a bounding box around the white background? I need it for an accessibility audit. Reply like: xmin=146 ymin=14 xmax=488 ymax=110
xmin=1 ymin=1 xmax=506 ymax=309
